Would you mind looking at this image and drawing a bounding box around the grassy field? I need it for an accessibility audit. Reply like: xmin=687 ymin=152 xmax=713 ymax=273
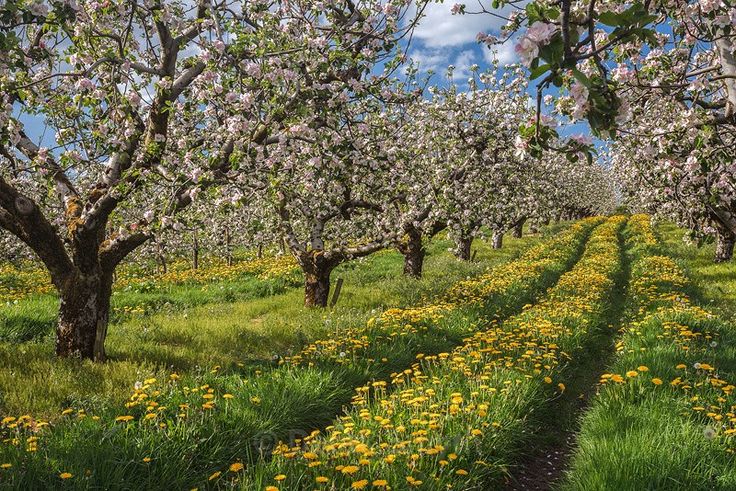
xmin=562 ymin=218 xmax=736 ymax=490
xmin=0 ymin=223 xmax=590 ymax=489
xmin=2 ymin=218 xmax=735 ymax=490
xmin=0 ymin=227 xmax=567 ymax=418
xmin=657 ymin=222 xmax=736 ymax=322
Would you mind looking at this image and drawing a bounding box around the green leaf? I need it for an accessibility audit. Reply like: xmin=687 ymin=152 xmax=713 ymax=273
xmin=530 ymin=63 xmax=551 ymax=80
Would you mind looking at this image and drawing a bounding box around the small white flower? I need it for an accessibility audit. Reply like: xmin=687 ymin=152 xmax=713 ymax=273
xmin=704 ymin=427 xmax=716 ymax=439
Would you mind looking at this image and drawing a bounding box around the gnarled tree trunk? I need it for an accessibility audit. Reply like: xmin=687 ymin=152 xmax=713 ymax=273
xmin=301 ymin=251 xmax=341 ymax=308
xmin=399 ymin=229 xmax=425 ymax=278
xmin=492 ymin=230 xmax=503 ymax=249
xmin=56 ymin=269 xmax=113 ymax=361
xmin=512 ymin=218 xmax=526 ymax=238
xmin=715 ymin=229 xmax=735 ymax=263
xmin=454 ymin=233 xmax=472 ymax=261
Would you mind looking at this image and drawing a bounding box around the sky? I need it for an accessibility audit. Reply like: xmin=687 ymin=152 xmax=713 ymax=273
xmin=405 ymin=3 xmax=519 ymax=83
xmin=404 ymin=3 xmax=591 ymax=141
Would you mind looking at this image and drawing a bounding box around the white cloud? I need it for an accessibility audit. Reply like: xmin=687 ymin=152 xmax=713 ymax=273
xmin=451 ymin=50 xmax=478 ymax=81
xmin=410 ymin=2 xmax=525 ymax=48
xmin=409 ymin=48 xmax=452 ymax=74
xmin=482 ymin=39 xmax=518 ymax=66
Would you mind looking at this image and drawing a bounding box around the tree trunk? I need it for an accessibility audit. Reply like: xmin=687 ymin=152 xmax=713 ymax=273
xmin=225 ymin=227 xmax=233 ymax=267
xmin=528 ymin=220 xmax=540 ymax=234
xmin=455 ymin=234 xmax=472 ymax=261
xmin=257 ymin=243 xmax=263 ymax=259
xmin=715 ymin=229 xmax=735 ymax=263
xmin=156 ymin=241 xmax=168 ymax=274
xmin=399 ymin=228 xmax=426 ymax=278
xmin=492 ymin=230 xmax=503 ymax=249
xmin=56 ymin=271 xmax=113 ymax=361
xmin=512 ymin=218 xmax=526 ymax=238
xmin=192 ymin=230 xmax=199 ymax=270
xmin=302 ymin=252 xmax=339 ymax=308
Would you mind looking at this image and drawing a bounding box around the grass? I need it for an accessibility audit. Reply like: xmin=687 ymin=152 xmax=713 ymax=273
xmin=242 ymin=217 xmax=623 ymax=490
xmin=0 ymin=222 xmax=588 ymax=489
xmin=657 ymin=222 xmax=736 ymax=322
xmin=562 ymin=216 xmax=736 ymax=490
xmin=0 ymin=229 xmax=570 ymax=418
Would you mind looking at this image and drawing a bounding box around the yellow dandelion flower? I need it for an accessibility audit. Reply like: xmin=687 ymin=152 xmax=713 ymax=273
xmin=316 ymin=476 xmax=329 ymax=484
xmin=229 ymin=462 xmax=244 ymax=472
xmin=59 ymin=473 xmax=73 ymax=479
xmin=274 ymin=474 xmax=287 ymax=481
xmin=626 ymin=371 xmax=638 ymax=378
xmin=352 ymin=480 xmax=369 ymax=489
xmin=208 ymin=471 xmax=221 ymax=481
xmin=652 ymin=378 xmax=663 ymax=385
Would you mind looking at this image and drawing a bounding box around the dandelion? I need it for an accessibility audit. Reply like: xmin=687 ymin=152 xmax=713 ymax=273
xmin=652 ymin=378 xmax=663 ymax=385
xmin=316 ymin=476 xmax=329 ymax=483
xmin=626 ymin=371 xmax=638 ymax=378
xmin=59 ymin=473 xmax=73 ymax=479
xmin=637 ymin=366 xmax=649 ymax=372
xmin=229 ymin=462 xmax=244 ymax=472
xmin=352 ymin=480 xmax=369 ymax=489
xmin=341 ymin=465 xmax=359 ymax=475
xmin=704 ymin=427 xmax=716 ymax=439
xmin=115 ymin=415 xmax=134 ymax=422
xmin=373 ymin=480 xmax=388 ymax=487
xmin=223 ymin=394 xmax=234 ymax=399
xmin=208 ymin=471 xmax=221 ymax=481
xmin=1 ymin=464 xmax=11 ymax=469
xmin=274 ymin=474 xmax=287 ymax=481
xmin=143 ymin=457 xmax=152 ymax=463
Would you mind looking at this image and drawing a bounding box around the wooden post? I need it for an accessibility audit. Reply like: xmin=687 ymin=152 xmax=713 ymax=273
xmin=330 ymin=277 xmax=344 ymax=307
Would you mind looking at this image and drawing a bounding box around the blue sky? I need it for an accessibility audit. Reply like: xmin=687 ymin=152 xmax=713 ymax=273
xmin=406 ymin=3 xmax=519 ymax=82
xmin=405 ymin=4 xmax=591 ymax=140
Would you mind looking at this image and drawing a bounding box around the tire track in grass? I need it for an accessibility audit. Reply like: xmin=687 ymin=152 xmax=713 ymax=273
xmin=561 ymin=215 xmax=736 ymax=490
xmin=0 ymin=221 xmax=600 ymax=490
xmin=502 ymin=217 xmax=634 ymax=490
xmin=239 ymin=217 xmax=623 ymax=490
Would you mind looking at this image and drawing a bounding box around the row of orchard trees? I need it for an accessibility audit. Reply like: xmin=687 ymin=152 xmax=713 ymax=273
xmin=0 ymin=0 xmax=613 ymax=361
xmin=470 ymin=0 xmax=736 ymax=261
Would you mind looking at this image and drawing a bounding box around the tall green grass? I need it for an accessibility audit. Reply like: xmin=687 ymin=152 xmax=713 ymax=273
xmin=563 ymin=217 xmax=736 ymax=490
xmin=0 ymin=224 xmax=585 ymax=489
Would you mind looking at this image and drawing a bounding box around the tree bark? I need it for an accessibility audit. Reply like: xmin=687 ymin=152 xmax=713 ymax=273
xmin=225 ymin=227 xmax=233 ymax=266
xmin=455 ymin=234 xmax=472 ymax=261
xmin=399 ymin=230 xmax=425 ymax=278
xmin=492 ymin=230 xmax=503 ymax=249
xmin=156 ymin=240 xmax=168 ymax=274
xmin=301 ymin=251 xmax=341 ymax=308
xmin=715 ymin=229 xmax=735 ymax=263
xmin=192 ymin=230 xmax=199 ymax=270
xmin=512 ymin=218 xmax=526 ymax=238
xmin=56 ymin=271 xmax=113 ymax=361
